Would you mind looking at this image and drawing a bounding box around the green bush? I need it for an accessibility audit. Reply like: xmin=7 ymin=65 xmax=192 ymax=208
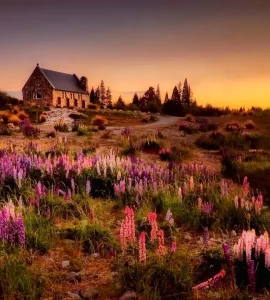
xmin=0 ymin=255 xmax=44 ymax=299
xmin=24 ymin=211 xmax=54 ymax=254
xmin=113 ymin=252 xmax=193 ymax=299
xmin=59 ymin=223 xmax=117 ymax=255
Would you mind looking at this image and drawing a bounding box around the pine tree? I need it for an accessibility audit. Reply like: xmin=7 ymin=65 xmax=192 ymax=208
xmin=132 ymin=93 xmax=139 ymax=106
xmin=182 ymin=78 xmax=191 ymax=107
xmin=105 ymin=87 xmax=113 ymax=109
xmin=100 ymin=80 xmax=106 ymax=108
xmin=164 ymin=92 xmax=169 ymax=103
xmin=114 ymin=95 xmax=126 ymax=110
xmin=171 ymin=86 xmax=181 ymax=104
xmin=156 ymin=84 xmax=161 ymax=103
xmin=177 ymin=82 xmax=182 ymax=101
xmin=95 ymin=86 xmax=100 ymax=104
xmin=90 ymin=87 xmax=96 ymax=103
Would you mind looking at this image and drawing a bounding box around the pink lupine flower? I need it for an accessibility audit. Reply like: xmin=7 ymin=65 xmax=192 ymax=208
xmin=189 ymin=176 xmax=194 ymax=191
xmin=120 ymin=220 xmax=127 ymax=251
xmin=120 ymin=206 xmax=136 ymax=251
xmin=148 ymin=212 xmax=158 ymax=242
xmin=157 ymin=229 xmax=166 ymax=256
xmin=170 ymin=239 xmax=177 ymax=253
xmin=265 ymin=248 xmax=270 ymax=268
xmin=192 ymin=269 xmax=226 ymax=291
xmin=139 ymin=232 xmax=147 ymax=262
xmin=243 ymin=176 xmax=250 ymax=196
xmin=178 ymin=187 xmax=182 ymax=200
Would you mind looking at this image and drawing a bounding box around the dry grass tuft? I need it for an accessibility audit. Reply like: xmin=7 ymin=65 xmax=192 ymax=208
xmin=7 ymin=114 xmax=21 ymax=125
xmin=92 ymin=115 xmax=108 ymax=128
xmin=185 ymin=114 xmax=195 ymax=122
xmin=225 ymin=121 xmax=242 ymax=132
xmin=17 ymin=110 xmax=29 ymax=120
xmin=0 ymin=111 xmax=10 ymax=123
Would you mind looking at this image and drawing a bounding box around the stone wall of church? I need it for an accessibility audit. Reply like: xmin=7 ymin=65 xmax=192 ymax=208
xmin=22 ymin=66 xmax=53 ymax=107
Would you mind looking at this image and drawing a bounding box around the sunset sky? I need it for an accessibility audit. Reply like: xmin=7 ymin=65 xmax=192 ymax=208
xmin=1 ymin=0 xmax=270 ymax=108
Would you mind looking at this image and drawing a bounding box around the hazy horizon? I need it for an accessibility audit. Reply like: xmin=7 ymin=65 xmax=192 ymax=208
xmin=1 ymin=0 xmax=270 ymax=108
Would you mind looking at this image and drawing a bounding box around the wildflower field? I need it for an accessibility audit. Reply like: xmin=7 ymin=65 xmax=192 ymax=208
xmin=1 ymin=110 xmax=270 ymax=299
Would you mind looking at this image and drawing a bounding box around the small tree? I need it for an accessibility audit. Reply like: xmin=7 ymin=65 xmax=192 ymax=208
xmin=156 ymin=84 xmax=161 ymax=103
xmin=100 ymin=80 xmax=106 ymax=108
xmin=171 ymin=86 xmax=181 ymax=105
xmin=132 ymin=93 xmax=140 ymax=106
xmin=90 ymin=87 xmax=96 ymax=103
xmin=182 ymin=78 xmax=191 ymax=107
xmin=105 ymin=87 xmax=113 ymax=109
xmin=164 ymin=92 xmax=169 ymax=103
xmin=114 ymin=96 xmax=126 ymax=110
xmin=95 ymin=86 xmax=100 ymax=104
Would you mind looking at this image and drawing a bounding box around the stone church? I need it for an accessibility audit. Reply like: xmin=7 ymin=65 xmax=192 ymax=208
xmin=22 ymin=64 xmax=89 ymax=108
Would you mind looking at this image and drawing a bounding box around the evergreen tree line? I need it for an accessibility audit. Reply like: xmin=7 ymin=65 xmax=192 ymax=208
xmin=89 ymin=80 xmax=113 ymax=109
xmin=89 ymin=79 xmax=232 ymax=116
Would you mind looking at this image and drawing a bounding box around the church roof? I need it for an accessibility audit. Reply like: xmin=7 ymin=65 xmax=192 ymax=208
xmin=39 ymin=65 xmax=88 ymax=94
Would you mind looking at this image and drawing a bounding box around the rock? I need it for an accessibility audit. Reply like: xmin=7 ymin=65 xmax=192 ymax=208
xmin=62 ymin=260 xmax=70 ymax=268
xmin=66 ymin=272 xmax=81 ymax=283
xmin=67 ymin=292 xmax=82 ymax=299
xmin=119 ymin=290 xmax=137 ymax=300
xmin=80 ymin=286 xmax=99 ymax=299
xmin=90 ymin=253 xmax=101 ymax=259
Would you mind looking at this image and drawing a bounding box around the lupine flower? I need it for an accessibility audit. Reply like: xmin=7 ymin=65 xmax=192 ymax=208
xmin=247 ymin=260 xmax=256 ymax=293
xmin=139 ymin=232 xmax=147 ymax=262
xmin=170 ymin=239 xmax=177 ymax=253
xmin=0 ymin=202 xmax=26 ymax=247
xmin=17 ymin=214 xmax=26 ymax=246
xmin=192 ymin=269 xmax=226 ymax=290
xmin=120 ymin=206 xmax=136 ymax=251
xmin=223 ymin=243 xmax=236 ymax=291
xmin=165 ymin=209 xmax=173 ymax=222
xmin=202 ymin=202 xmax=212 ymax=214
xmin=243 ymin=176 xmax=250 ymax=196
xmin=189 ymin=176 xmax=194 ymax=191
xmin=148 ymin=212 xmax=158 ymax=242
xmin=157 ymin=229 xmax=166 ymax=256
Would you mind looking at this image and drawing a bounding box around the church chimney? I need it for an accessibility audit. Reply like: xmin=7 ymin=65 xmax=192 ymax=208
xmin=80 ymin=76 xmax=89 ymax=93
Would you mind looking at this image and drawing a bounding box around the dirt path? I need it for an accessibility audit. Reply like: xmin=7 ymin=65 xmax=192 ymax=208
xmin=108 ymin=115 xmax=181 ymax=131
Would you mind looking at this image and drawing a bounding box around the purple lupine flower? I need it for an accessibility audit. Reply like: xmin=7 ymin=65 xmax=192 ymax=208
xmin=17 ymin=214 xmax=26 ymax=246
xmin=7 ymin=218 xmax=16 ymax=244
xmin=247 ymin=260 xmax=256 ymax=293
xmin=203 ymin=202 xmax=212 ymax=214
xmin=223 ymin=243 xmax=236 ymax=291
